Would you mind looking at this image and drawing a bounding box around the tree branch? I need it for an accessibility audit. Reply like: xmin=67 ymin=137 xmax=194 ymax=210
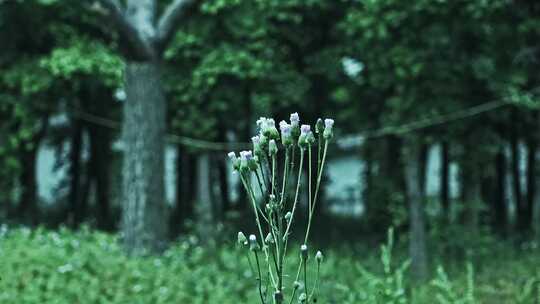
xmin=96 ymin=0 xmax=156 ymax=60
xmin=156 ymin=0 xmax=199 ymax=51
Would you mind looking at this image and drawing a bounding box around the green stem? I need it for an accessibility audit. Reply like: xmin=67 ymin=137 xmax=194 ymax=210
xmin=283 ymin=149 xmax=305 ymax=242
xmin=254 ymin=250 xmax=267 ymax=304
xmin=304 ymin=141 xmax=328 ymax=245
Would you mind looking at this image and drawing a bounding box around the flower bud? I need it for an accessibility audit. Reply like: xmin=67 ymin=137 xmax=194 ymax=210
xmin=249 ymin=234 xmax=259 ymax=251
xmin=293 ymin=281 xmax=301 ymax=290
xmin=265 ymin=233 xmax=274 ymax=244
xmin=239 ymin=150 xmax=253 ymax=172
xmin=284 ymin=211 xmax=292 ymax=221
xmin=298 ymin=293 xmax=307 ymax=303
xmin=252 ymin=135 xmax=263 ymax=158
xmin=315 ymin=250 xmax=323 ymax=263
xmin=228 ymin=152 xmax=240 ymax=170
xmin=315 ymin=118 xmax=324 ymax=134
xmin=298 ymin=125 xmax=314 ymax=148
xmin=268 ymin=139 xmax=278 ymax=156
xmin=290 ymin=113 xmax=301 ymax=142
xmin=323 ymin=118 xmax=334 ymax=140
xmin=237 ymin=232 xmax=248 ymax=245
xmin=300 ymin=244 xmax=308 ymax=261
xmin=279 ymin=121 xmax=293 ymax=147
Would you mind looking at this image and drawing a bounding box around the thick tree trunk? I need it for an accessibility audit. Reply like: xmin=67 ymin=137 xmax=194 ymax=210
xmin=121 ymin=62 xmax=167 ymax=253
xmin=494 ymin=149 xmax=508 ymax=235
xmin=403 ymin=140 xmax=428 ymax=283
xmin=440 ymin=141 xmax=450 ymax=221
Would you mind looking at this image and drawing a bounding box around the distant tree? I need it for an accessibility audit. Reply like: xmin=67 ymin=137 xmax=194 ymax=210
xmin=94 ymin=0 xmax=199 ymax=253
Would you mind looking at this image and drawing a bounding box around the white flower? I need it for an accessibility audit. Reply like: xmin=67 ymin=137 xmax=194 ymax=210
xmin=290 ymin=112 xmax=300 ymax=126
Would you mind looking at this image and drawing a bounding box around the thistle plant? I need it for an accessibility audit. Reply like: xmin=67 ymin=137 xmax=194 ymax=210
xmin=229 ymin=113 xmax=334 ymax=304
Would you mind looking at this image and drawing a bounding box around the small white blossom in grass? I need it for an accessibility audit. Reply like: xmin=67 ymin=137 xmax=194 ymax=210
xmin=228 ymin=152 xmax=240 ymax=170
xmin=323 ymin=118 xmax=334 ymax=140
xmin=268 ymin=139 xmax=278 ymax=156
xmin=249 ymin=234 xmax=260 ymax=251
xmin=238 ymin=232 xmax=248 ymax=246
xmin=300 ymin=244 xmax=308 ymax=260
xmin=298 ymin=292 xmax=307 ymax=303
xmin=315 ymin=250 xmax=323 ymax=263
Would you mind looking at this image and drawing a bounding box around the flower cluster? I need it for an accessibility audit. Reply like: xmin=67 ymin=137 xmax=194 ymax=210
xmin=229 ymin=113 xmax=334 ymax=304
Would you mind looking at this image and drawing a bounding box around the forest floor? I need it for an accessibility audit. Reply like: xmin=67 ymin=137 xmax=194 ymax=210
xmin=0 ymin=226 xmax=538 ymax=303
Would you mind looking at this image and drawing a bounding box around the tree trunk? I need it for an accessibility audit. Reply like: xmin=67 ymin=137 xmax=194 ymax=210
xmin=121 ymin=62 xmax=167 ymax=253
xmin=69 ymin=118 xmax=84 ymax=227
xmin=18 ymin=146 xmax=39 ymax=224
xmin=494 ymin=148 xmax=508 ymax=235
xmin=195 ymin=153 xmax=214 ymax=243
xmin=440 ymin=141 xmax=450 ymax=221
xmin=88 ymin=122 xmax=113 ymax=231
xmin=403 ymin=140 xmax=428 ymax=283
xmin=524 ymin=139 xmax=537 ymax=233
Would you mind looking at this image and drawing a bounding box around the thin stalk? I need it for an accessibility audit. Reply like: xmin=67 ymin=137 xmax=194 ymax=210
xmin=277 ymin=149 xmax=290 ymax=294
xmin=308 ymin=146 xmax=312 ymax=218
xmin=309 ymin=262 xmax=321 ymax=301
xmin=241 ymin=173 xmax=277 ymax=288
xmin=254 ymin=250 xmax=267 ymax=304
xmin=283 ymin=149 xmax=305 ymax=241
xmin=304 ymin=141 xmax=328 ymax=244
xmin=303 ymin=257 xmax=308 ymax=300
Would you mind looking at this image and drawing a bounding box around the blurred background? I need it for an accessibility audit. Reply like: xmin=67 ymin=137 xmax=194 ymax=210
xmin=1 ymin=0 xmax=540 ymax=303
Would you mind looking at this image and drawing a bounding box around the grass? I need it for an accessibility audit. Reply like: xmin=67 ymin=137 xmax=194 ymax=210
xmin=0 ymin=225 xmax=539 ymax=303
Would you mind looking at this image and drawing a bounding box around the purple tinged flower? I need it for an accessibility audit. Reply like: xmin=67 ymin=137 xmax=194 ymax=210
xmin=240 ymin=150 xmax=253 ymax=161
xmin=252 ymin=135 xmax=260 ymax=145
xmin=228 ymin=152 xmax=237 ymax=160
xmin=280 ymin=120 xmax=292 ymax=137
xmin=300 ymin=124 xmax=311 ymax=135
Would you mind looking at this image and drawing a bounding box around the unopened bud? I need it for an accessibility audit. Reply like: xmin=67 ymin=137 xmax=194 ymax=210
xmin=300 ymin=244 xmax=308 ymax=260
xmin=265 ymin=233 xmax=274 ymax=244
xmin=293 ymin=281 xmax=301 ymax=290
xmin=268 ymin=139 xmax=278 ymax=156
xmin=315 ymin=250 xmax=323 ymax=263
xmin=284 ymin=212 xmax=292 ymax=221
xmin=249 ymin=234 xmax=259 ymax=251
xmin=315 ymin=118 xmax=324 ymax=134
xmin=237 ymin=232 xmax=248 ymax=246
xmin=323 ymin=118 xmax=334 ymax=140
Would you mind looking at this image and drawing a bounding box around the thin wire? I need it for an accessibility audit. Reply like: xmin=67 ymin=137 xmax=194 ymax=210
xmin=66 ymin=87 xmax=539 ymax=152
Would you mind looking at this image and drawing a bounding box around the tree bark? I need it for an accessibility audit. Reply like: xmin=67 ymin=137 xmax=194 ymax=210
xmin=88 ymin=122 xmax=113 ymax=231
xmin=524 ymin=139 xmax=537 ymax=233
xmin=494 ymin=148 xmax=508 ymax=235
xmin=68 ymin=118 xmax=85 ymax=227
xmin=440 ymin=141 xmax=450 ymax=221
xmin=403 ymin=139 xmax=428 ymax=283
xmin=195 ymin=153 xmax=214 ymax=243
xmin=97 ymin=0 xmax=198 ymax=253
xmin=121 ymin=62 xmax=167 ymax=253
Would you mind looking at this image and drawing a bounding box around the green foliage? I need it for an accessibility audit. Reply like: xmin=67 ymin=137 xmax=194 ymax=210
xmin=1 ymin=227 xmax=538 ymax=303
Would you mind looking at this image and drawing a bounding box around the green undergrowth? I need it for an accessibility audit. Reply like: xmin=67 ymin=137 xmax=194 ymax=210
xmin=0 ymin=226 xmax=538 ymax=303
